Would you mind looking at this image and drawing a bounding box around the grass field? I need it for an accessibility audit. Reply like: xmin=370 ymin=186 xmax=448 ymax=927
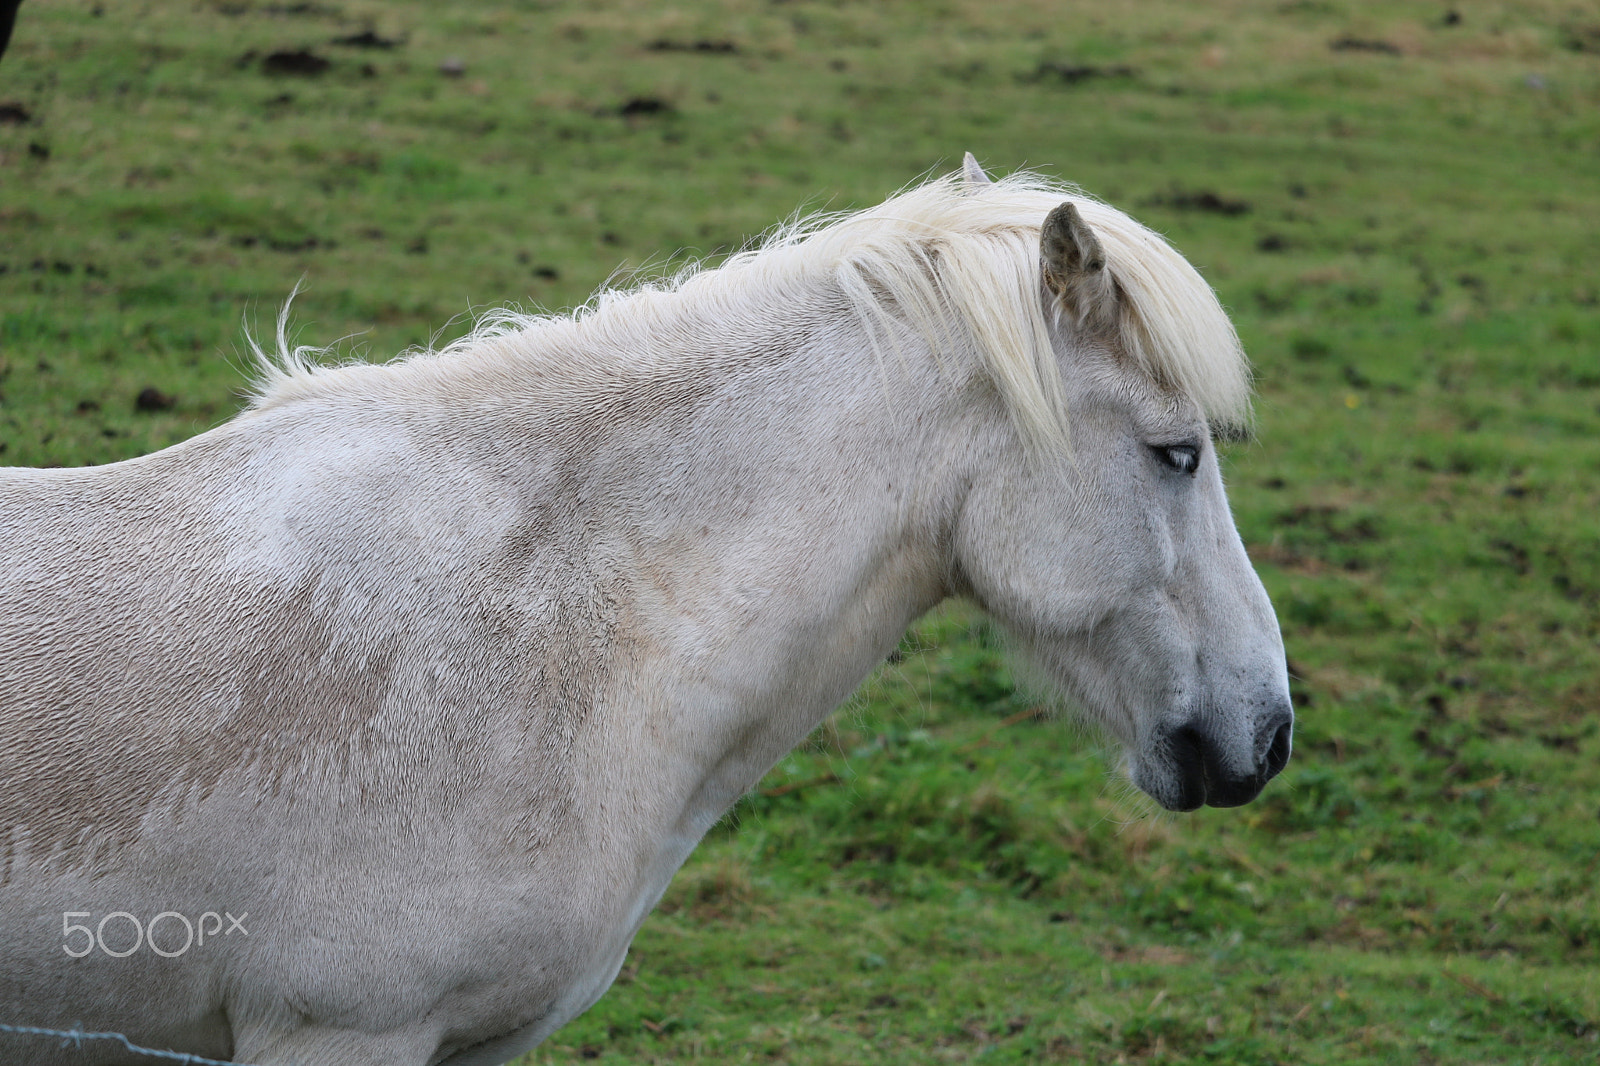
xmin=2 ymin=0 xmax=1598 ymax=1062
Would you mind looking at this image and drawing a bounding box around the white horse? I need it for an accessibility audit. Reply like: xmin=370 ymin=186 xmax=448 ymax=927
xmin=0 ymin=157 xmax=1291 ymax=1065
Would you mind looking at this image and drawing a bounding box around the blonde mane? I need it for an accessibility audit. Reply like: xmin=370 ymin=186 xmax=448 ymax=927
xmin=249 ymin=168 xmax=1250 ymax=441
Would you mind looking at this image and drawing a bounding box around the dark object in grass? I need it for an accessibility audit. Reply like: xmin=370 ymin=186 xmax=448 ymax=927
xmin=134 ymin=386 xmax=175 ymax=412
xmin=332 ymin=29 xmax=399 ymax=49
xmin=1148 ymin=188 xmax=1251 ymax=217
xmin=1443 ymin=9 xmax=1462 ymax=26
xmin=257 ymin=2 xmax=339 ymax=15
xmin=0 ymin=0 xmax=19 ymax=65
xmin=1279 ymin=503 xmax=1380 ymax=543
xmin=617 ymin=96 xmax=673 ymax=117
xmin=1022 ymin=61 xmax=1137 ymax=86
xmin=27 ymin=140 xmax=47 ymax=159
xmin=1341 ymin=364 xmax=1371 ymax=388
xmin=1562 ymin=24 xmax=1600 ymax=53
xmin=0 ymin=100 xmax=29 ymax=124
xmin=1330 ymin=36 xmax=1401 ymax=55
xmin=262 ymin=48 xmax=330 ymax=75
xmin=1257 ymin=233 xmax=1289 ymax=252
xmin=231 ymin=233 xmax=330 ymax=252
xmin=647 ymin=38 xmax=738 ymax=55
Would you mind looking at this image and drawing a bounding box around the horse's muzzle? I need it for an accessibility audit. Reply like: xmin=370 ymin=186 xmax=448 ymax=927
xmin=1153 ymin=705 xmax=1294 ymax=812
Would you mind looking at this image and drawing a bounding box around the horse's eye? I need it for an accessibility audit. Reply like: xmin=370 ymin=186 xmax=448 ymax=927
xmin=1153 ymin=444 xmax=1200 ymax=475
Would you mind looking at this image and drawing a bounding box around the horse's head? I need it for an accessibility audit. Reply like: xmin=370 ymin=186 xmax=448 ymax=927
xmin=951 ymin=198 xmax=1292 ymax=812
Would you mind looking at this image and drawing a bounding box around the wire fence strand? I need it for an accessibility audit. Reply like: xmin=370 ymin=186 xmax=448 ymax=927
xmin=0 ymin=1021 xmax=255 ymax=1065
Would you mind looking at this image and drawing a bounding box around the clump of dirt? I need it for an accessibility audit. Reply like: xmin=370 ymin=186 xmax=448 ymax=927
xmin=134 ymin=387 xmax=176 ymax=412
xmin=261 ymin=49 xmax=330 ymax=75
xmin=617 ymin=96 xmax=673 ymax=117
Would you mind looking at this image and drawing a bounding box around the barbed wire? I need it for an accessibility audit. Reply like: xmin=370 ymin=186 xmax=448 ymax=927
xmin=0 ymin=1021 xmax=254 ymax=1064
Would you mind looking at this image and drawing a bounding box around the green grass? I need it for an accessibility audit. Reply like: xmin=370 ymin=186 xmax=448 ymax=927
xmin=3 ymin=0 xmax=1598 ymax=1062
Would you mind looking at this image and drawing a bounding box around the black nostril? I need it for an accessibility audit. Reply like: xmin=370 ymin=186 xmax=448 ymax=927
xmin=1169 ymin=723 xmax=1205 ymax=764
xmin=1263 ymin=717 xmax=1293 ymax=779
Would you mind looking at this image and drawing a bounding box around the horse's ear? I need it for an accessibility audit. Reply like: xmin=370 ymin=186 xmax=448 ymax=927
xmin=962 ymin=152 xmax=993 ymax=187
xmin=1041 ymin=201 xmax=1118 ymax=329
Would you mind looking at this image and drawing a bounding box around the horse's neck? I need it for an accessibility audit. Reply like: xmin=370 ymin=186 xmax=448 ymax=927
xmin=512 ymin=294 xmax=968 ymax=855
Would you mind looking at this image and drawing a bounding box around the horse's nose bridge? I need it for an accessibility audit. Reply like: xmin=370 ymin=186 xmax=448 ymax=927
xmin=1182 ymin=552 xmax=1292 ymax=728
xmin=1177 ymin=475 xmax=1282 ymax=618
xmin=1166 ymin=546 xmax=1284 ymax=693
